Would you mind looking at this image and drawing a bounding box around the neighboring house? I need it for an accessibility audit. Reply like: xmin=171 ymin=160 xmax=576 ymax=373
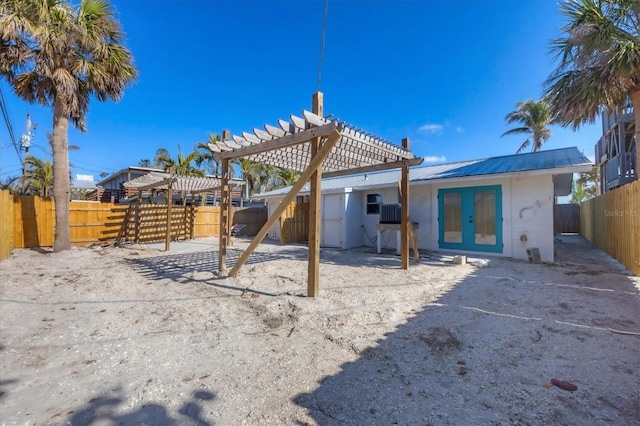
xmin=71 ymin=174 xmax=97 ymax=190
xmin=91 ymin=166 xmax=163 ymax=202
xmin=260 ymin=147 xmax=592 ymax=262
xmin=595 ymin=102 xmax=637 ymax=192
xmin=90 ymin=166 xmax=246 ymax=205
xmin=71 ymin=174 xmax=98 ymax=200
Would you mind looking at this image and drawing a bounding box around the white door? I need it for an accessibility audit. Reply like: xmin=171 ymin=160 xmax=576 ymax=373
xmin=322 ymin=194 xmax=343 ymax=248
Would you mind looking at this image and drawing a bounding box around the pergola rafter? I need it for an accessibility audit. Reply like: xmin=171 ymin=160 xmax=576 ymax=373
xmin=123 ymin=171 xmax=243 ymax=193
xmin=216 ymin=92 xmax=423 ymax=297
xmin=209 ymin=110 xmax=418 ymax=171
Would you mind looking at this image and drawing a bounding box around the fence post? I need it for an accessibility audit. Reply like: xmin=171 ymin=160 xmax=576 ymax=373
xmin=134 ymin=190 xmax=141 ymax=243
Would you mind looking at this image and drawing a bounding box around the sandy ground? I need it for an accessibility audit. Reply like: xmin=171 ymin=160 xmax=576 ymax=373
xmin=0 ymin=235 xmax=639 ymax=425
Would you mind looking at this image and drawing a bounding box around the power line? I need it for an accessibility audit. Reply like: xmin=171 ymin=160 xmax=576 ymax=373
xmin=71 ymin=164 xmax=111 ymax=174
xmin=0 ymin=168 xmax=22 ymax=176
xmin=69 ymin=158 xmax=116 ymax=171
xmin=0 ymin=86 xmax=21 ymax=163
xmin=317 ymin=0 xmax=329 ymax=92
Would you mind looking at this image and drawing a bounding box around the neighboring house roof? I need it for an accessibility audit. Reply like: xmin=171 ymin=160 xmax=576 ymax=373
xmin=96 ymin=166 xmax=164 ymax=187
xmin=260 ymin=147 xmax=593 ymax=197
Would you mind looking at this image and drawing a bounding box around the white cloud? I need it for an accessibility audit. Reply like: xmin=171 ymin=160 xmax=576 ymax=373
xmin=418 ymin=122 xmax=463 ymax=134
xmin=419 ymin=123 xmax=444 ymax=134
xmin=423 ymin=155 xmax=446 ymax=163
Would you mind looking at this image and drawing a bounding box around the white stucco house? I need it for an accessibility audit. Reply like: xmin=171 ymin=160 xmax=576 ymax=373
xmin=260 ymin=147 xmax=592 ymax=262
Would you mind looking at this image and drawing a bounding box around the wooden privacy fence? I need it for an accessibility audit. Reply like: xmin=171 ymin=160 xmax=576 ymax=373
xmin=125 ymin=204 xmax=196 ymax=243
xmin=0 ymin=190 xmax=14 ymax=260
xmin=554 ymin=204 xmax=580 ymax=234
xmin=1 ymin=193 xmax=268 ymax=250
xmin=580 ymin=179 xmax=640 ymax=275
xmin=13 ymin=195 xmax=55 ymax=247
xmin=280 ymin=201 xmax=310 ymax=244
xmin=233 ymin=207 xmax=268 ymax=236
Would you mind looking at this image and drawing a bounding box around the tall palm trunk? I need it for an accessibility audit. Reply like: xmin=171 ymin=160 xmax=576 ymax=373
xmin=631 ymin=89 xmax=640 ymax=180
xmin=52 ymin=99 xmax=71 ymax=252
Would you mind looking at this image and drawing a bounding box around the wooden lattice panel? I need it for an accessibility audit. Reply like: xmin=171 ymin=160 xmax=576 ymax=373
xmin=208 ymin=110 xmax=421 ymax=174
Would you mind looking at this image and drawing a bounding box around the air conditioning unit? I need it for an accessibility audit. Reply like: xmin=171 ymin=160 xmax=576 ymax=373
xmin=380 ymin=204 xmax=401 ymax=224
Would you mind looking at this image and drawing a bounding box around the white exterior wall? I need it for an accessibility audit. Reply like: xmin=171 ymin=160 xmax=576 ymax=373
xmin=429 ymin=177 xmax=513 ymax=258
xmin=265 ymin=173 xmax=555 ymax=261
xmin=409 ymin=184 xmax=433 ymax=250
xmin=343 ymin=191 xmax=363 ymax=249
xmin=362 ymin=187 xmax=400 ymax=249
xmin=508 ymin=174 xmax=555 ymax=262
xmin=426 ymin=175 xmax=554 ymax=262
xmin=266 ymin=190 xmax=363 ymax=249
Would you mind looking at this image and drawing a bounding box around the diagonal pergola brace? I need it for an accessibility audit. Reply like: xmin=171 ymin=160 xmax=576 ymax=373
xmin=227 ymin=129 xmax=342 ymax=279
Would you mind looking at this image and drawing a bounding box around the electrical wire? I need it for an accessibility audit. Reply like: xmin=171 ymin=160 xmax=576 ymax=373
xmin=0 ymin=86 xmax=21 ymax=163
xmin=0 ymin=167 xmax=22 ymax=176
xmin=362 ymin=225 xmax=375 ymax=245
xmin=70 ymin=158 xmax=116 ymax=172
xmin=71 ymin=164 xmax=111 ymax=174
xmin=316 ymin=0 xmax=329 ymax=92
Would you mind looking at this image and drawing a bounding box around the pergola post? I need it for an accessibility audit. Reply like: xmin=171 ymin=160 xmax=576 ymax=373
xmin=308 ymin=92 xmax=323 ymax=297
xmin=135 ymin=190 xmax=142 ymax=243
xmin=189 ymin=194 xmax=195 ymax=240
xmin=218 ymin=130 xmax=231 ymax=274
xmin=228 ymin=129 xmax=341 ymax=279
xmin=401 ymin=138 xmax=410 ymax=269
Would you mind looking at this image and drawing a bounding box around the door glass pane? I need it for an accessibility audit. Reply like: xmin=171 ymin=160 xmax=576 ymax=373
xmin=474 ymin=190 xmax=496 ymax=245
xmin=443 ymin=192 xmax=462 ymax=243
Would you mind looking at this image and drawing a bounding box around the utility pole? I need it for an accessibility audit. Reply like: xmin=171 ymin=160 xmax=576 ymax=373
xmin=20 ymin=114 xmax=37 ymax=193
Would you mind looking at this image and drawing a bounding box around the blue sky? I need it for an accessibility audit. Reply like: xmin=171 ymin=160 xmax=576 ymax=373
xmin=0 ymin=0 xmax=601 ymax=181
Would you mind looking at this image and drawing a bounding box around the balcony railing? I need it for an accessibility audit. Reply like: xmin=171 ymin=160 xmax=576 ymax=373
xmin=605 ymin=153 xmax=637 ymax=190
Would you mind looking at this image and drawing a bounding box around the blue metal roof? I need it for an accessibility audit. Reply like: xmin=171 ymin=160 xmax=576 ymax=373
xmin=421 ymin=147 xmax=592 ymax=180
xmin=260 ymin=147 xmax=592 ymax=197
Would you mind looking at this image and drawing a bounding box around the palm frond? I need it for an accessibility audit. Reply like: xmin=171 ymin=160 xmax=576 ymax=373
xmin=0 ymin=0 xmax=138 ymax=130
xmin=545 ymin=0 xmax=640 ymax=128
xmin=501 ymin=99 xmax=554 ymax=153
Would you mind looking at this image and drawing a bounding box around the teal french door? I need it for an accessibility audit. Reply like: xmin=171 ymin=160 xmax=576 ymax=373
xmin=438 ymin=185 xmax=503 ymax=253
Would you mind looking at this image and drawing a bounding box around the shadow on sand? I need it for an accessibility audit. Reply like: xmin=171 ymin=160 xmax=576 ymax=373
xmin=68 ymin=388 xmax=215 ymax=425
xmin=292 ymin=236 xmax=640 ymax=425
xmin=123 ymin=243 xmax=447 ymax=297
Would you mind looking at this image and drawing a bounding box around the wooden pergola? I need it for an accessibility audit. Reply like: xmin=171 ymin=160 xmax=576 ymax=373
xmin=211 ymin=92 xmax=423 ymax=296
xmin=123 ymin=171 xmax=244 ymax=252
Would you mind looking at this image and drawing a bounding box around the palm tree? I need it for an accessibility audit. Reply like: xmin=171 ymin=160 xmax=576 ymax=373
xmin=569 ymin=181 xmax=590 ymax=204
xmin=544 ymin=0 xmax=640 ymax=171
xmin=501 ymin=99 xmax=554 ymax=153
xmin=0 ymin=0 xmax=137 ymax=252
xmin=23 ymin=155 xmax=54 ymax=197
xmin=153 ymin=148 xmax=170 ymax=168
xmin=155 ymin=145 xmax=205 ymax=177
xmin=256 ymin=163 xmax=279 ymax=192
xmin=233 ymin=158 xmax=262 ymax=198
xmin=272 ymin=167 xmax=301 ymax=189
xmin=576 ymin=165 xmax=601 ymax=196
xmin=195 ymin=134 xmax=223 ymax=176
